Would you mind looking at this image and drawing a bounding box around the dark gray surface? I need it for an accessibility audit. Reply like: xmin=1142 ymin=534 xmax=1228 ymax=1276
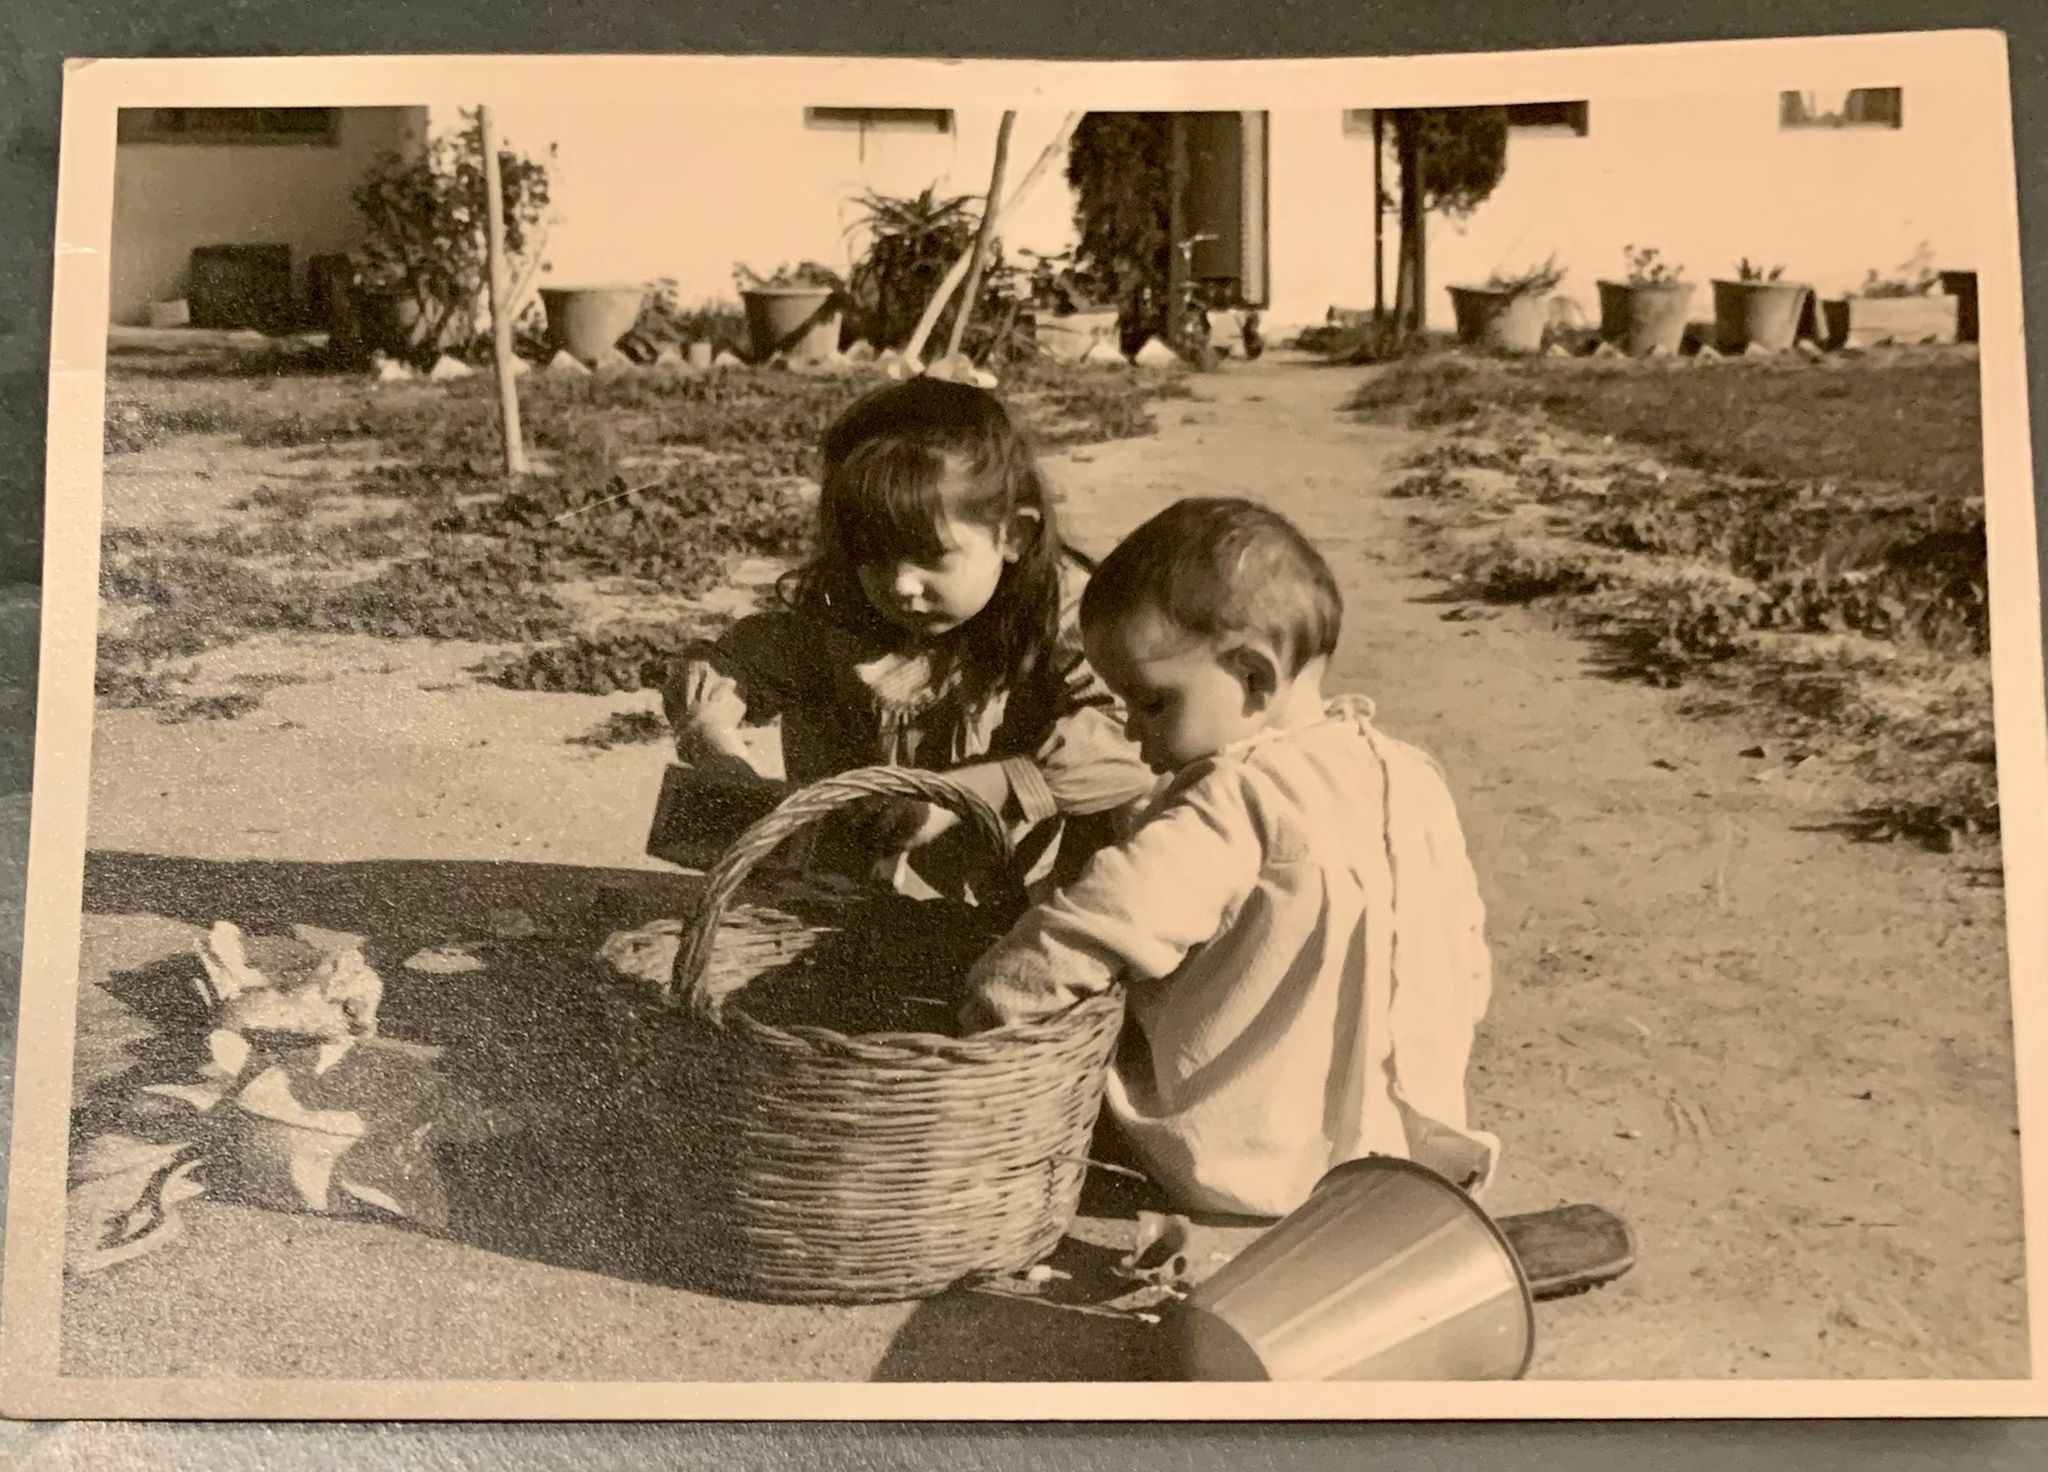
xmin=2 ymin=0 xmax=2046 ymax=1464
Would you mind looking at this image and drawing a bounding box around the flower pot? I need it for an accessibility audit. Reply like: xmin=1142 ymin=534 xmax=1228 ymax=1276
xmin=1596 ymin=280 xmax=1696 ymax=357
xmin=1711 ymin=279 xmax=1812 ymax=353
xmin=1820 ymin=293 xmax=1959 ymax=350
xmin=740 ymin=286 xmax=842 ymax=364
xmin=1034 ymin=309 xmax=1120 ymax=362
xmin=541 ymin=285 xmax=648 ymax=365
xmin=1938 ymin=270 xmax=1978 ymax=343
xmin=356 ymin=288 xmax=425 ymax=358
xmin=1447 ymin=286 xmax=1550 ymax=355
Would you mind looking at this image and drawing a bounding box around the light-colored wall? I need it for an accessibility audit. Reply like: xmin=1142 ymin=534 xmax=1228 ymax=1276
xmin=471 ymin=103 xmax=1081 ymax=305
xmin=108 ymin=106 xmax=426 ymax=327
xmin=1268 ymin=89 xmax=1990 ymax=334
xmin=115 ymin=92 xmax=1981 ymax=342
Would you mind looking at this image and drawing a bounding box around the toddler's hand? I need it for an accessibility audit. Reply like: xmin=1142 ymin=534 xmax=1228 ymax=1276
xmin=836 ymin=795 xmax=938 ymax=857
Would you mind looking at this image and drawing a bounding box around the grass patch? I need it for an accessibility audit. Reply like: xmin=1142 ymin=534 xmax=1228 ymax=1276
xmin=570 ymin=710 xmax=671 ymax=750
xmin=1366 ymin=348 xmax=1999 ymax=848
xmin=96 ymin=357 xmax=1184 ymax=715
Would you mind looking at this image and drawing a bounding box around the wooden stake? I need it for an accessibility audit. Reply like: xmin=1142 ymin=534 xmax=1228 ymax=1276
xmin=941 ymin=110 xmax=1017 ymax=365
xmin=904 ymin=111 xmax=1082 ymax=365
xmin=479 ymin=105 xmax=527 ymax=476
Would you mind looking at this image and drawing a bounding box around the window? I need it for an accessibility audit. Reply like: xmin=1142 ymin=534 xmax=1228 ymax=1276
xmin=1343 ymin=103 xmax=1589 ymax=137
xmin=1780 ymin=88 xmax=1904 ymax=129
xmin=117 ymin=107 xmax=340 ymax=145
xmin=1506 ymin=101 xmax=1590 ymax=136
xmin=804 ymin=108 xmax=954 ymax=134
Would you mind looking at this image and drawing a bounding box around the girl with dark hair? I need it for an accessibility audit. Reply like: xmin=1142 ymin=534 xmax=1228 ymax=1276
xmin=660 ymin=375 xmax=1154 ymax=897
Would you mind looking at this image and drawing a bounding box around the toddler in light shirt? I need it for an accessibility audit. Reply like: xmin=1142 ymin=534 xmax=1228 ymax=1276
xmin=960 ymin=497 xmax=1499 ymax=1219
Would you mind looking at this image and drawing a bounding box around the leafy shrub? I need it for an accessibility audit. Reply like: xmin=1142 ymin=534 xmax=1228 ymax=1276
xmin=351 ymin=110 xmax=555 ymax=364
xmin=1067 ymin=113 xmax=1173 ymax=351
xmin=1459 ymin=539 xmax=1607 ymax=603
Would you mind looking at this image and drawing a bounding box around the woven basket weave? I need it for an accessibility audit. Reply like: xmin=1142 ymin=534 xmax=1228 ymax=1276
xmin=669 ymin=765 xmax=1125 ymax=1304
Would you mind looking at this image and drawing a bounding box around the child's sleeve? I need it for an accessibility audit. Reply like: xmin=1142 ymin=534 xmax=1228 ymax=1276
xmin=660 ymin=611 xmax=811 ymax=741
xmin=995 ymin=640 xmax=1157 ymax=824
xmin=961 ymin=764 xmax=1264 ymax=1029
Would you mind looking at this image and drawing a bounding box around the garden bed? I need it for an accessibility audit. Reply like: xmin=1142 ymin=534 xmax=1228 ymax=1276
xmin=1349 ymin=348 xmax=1997 ymax=850
xmin=95 ymin=358 xmax=1188 ymax=723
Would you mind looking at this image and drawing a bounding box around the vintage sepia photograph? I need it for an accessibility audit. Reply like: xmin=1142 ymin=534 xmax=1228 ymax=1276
xmin=1 ymin=32 xmax=2044 ymax=1420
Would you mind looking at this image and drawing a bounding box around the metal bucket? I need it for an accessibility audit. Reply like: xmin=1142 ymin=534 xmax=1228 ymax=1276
xmin=1176 ymin=1156 xmax=1535 ymax=1381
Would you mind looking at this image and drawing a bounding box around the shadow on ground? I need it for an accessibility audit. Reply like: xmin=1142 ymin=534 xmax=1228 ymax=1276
xmin=82 ymin=849 xmax=773 ymax=1290
xmin=76 ymin=848 xmax=1174 ymax=1380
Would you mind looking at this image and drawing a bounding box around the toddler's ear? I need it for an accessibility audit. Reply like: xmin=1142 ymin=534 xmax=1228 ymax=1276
xmin=1001 ymin=506 xmax=1043 ymax=563
xmin=1224 ymin=640 xmax=1284 ymax=712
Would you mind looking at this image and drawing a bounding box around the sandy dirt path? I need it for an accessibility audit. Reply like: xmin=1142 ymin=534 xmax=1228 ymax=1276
xmin=60 ymin=360 xmax=2026 ymax=1382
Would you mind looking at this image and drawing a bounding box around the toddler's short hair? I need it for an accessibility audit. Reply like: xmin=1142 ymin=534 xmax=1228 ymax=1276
xmin=1081 ymin=498 xmax=1343 ymax=674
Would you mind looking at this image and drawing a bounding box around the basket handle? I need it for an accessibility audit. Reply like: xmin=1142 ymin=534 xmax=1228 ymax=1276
xmin=671 ymin=765 xmax=1024 ymax=1021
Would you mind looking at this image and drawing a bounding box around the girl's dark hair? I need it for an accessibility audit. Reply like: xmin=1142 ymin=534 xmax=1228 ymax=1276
xmin=782 ymin=376 xmax=1066 ymax=701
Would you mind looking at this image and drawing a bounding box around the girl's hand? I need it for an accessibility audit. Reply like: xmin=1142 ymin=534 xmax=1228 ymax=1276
xmin=677 ymin=721 xmax=768 ymax=783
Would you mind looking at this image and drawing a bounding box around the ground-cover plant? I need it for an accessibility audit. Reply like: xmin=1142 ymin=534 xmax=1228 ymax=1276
xmin=1358 ymin=346 xmax=1994 ymax=846
xmin=96 ymin=357 xmax=1184 ymax=710
xmin=618 ymin=280 xmax=750 ymax=362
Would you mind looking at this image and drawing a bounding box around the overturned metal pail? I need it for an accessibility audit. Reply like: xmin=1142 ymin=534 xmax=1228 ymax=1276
xmin=1176 ymin=1156 xmax=1535 ymax=1381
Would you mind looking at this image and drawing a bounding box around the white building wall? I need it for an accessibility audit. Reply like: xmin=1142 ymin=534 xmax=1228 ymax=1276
xmin=1266 ymin=88 xmax=1990 ymax=335
xmin=466 ymin=103 xmax=1081 ymax=304
xmin=108 ymin=107 xmax=427 ymax=327
xmin=111 ymin=90 xmax=1982 ymax=342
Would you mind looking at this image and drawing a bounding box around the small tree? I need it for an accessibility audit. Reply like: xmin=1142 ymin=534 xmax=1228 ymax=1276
xmin=352 ymin=110 xmax=555 ymax=362
xmin=1386 ymin=107 xmax=1509 ymax=337
xmin=1066 ymin=113 xmax=1173 ymax=351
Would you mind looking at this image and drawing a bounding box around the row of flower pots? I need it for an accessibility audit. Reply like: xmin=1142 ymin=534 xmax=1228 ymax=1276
xmin=1448 ymin=265 xmax=1975 ymax=358
xmin=541 ymin=281 xmax=843 ymax=364
xmin=352 ymin=279 xmax=843 ymax=366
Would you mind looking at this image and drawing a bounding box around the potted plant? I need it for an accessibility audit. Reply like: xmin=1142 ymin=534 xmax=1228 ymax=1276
xmin=735 ymin=261 xmax=845 ymax=363
xmin=1447 ymin=255 xmax=1565 ymax=355
xmin=1711 ymin=258 xmax=1812 ymax=354
xmin=1023 ymin=248 xmax=1119 ymax=362
xmin=1823 ymin=244 xmax=1959 ymax=348
xmin=540 ymin=282 xmax=649 ymax=364
xmin=349 ymin=110 xmax=555 ymax=367
xmin=1597 ymin=245 xmax=1695 ymax=357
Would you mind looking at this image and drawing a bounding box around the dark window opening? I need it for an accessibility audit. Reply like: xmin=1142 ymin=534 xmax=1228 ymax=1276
xmin=1780 ymin=88 xmax=1904 ymax=129
xmin=804 ymin=108 xmax=954 ymax=134
xmin=118 ymin=108 xmax=341 ymax=145
xmin=1505 ymin=101 xmax=1591 ymax=136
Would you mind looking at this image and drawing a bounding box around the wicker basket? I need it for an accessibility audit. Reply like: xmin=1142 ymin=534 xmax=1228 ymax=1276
xmin=668 ymin=766 xmax=1125 ymax=1304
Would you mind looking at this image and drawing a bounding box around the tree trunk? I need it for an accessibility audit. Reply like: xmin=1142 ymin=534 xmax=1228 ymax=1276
xmin=479 ymin=105 xmax=527 ymax=475
xmin=944 ymin=110 xmax=1017 ymax=363
xmin=1372 ymin=110 xmax=1386 ymax=322
xmin=1393 ymin=111 xmax=1426 ymax=338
